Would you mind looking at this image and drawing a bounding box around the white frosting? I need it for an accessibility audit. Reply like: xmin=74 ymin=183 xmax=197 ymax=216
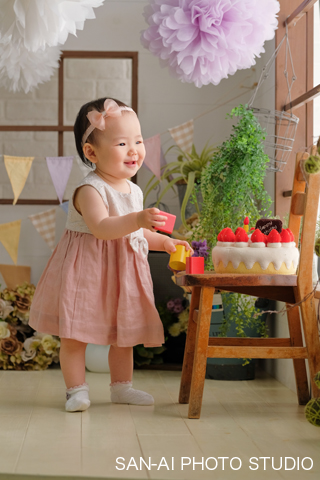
xmin=250 ymin=242 xmax=265 ymax=248
xmin=217 ymin=241 xmax=234 ymax=247
xmin=212 ymin=243 xmax=299 ymax=271
xmin=282 ymin=242 xmax=296 ymax=248
xmin=267 ymin=243 xmax=281 ymax=249
xmin=235 ymin=242 xmax=248 ymax=248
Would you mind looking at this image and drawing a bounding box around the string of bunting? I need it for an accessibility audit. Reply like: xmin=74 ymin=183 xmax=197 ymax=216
xmin=0 ymin=145 xmax=166 ymax=261
xmin=0 ymin=155 xmax=78 ymax=262
xmin=0 ymin=81 xmax=256 ymax=263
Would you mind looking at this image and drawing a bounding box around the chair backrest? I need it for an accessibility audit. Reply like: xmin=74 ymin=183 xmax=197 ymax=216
xmin=288 ymin=147 xmax=320 ymax=292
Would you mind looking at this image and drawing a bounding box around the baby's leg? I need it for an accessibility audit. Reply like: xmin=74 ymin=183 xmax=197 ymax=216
xmin=108 ymin=344 xmax=154 ymax=406
xmin=108 ymin=344 xmax=133 ymax=383
xmin=59 ymin=338 xmax=90 ymax=412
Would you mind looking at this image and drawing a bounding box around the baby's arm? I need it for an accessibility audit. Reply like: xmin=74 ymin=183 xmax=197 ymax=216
xmin=75 ymin=185 xmax=167 ymax=240
xmin=143 ymin=228 xmax=194 ymax=255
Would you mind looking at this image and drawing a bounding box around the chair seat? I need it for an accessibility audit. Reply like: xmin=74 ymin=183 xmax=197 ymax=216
xmin=175 ymin=272 xmax=297 ymax=303
xmin=175 ymin=271 xmax=297 ymax=287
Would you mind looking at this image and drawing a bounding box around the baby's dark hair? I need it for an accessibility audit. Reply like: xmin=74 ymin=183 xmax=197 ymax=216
xmin=74 ymin=97 xmax=129 ymax=168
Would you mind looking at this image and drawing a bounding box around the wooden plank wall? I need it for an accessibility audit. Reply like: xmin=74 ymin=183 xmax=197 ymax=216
xmin=275 ymin=0 xmax=314 ymax=218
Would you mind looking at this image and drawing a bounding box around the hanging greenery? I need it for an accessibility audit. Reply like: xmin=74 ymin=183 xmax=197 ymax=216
xmin=192 ymin=104 xmax=272 ymax=267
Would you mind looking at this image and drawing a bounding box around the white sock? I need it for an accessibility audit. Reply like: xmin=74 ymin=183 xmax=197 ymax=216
xmin=110 ymin=381 xmax=154 ymax=406
xmin=65 ymin=383 xmax=90 ymax=412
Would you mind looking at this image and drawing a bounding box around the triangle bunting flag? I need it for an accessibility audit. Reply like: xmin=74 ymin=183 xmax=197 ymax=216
xmin=169 ymin=120 xmax=194 ymax=153
xmin=0 ymin=265 xmax=30 ymax=290
xmin=46 ymin=156 xmax=74 ymax=204
xmin=0 ymin=220 xmax=21 ymax=264
xmin=144 ymin=135 xmax=161 ymax=179
xmin=4 ymin=155 xmax=34 ymax=205
xmin=28 ymin=209 xmax=56 ymax=251
xmin=60 ymin=201 xmax=69 ymax=214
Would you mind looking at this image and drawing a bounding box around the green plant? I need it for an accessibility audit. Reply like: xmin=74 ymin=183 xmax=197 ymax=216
xmin=220 ymin=293 xmax=269 ymax=365
xmin=192 ymin=104 xmax=273 ymax=345
xmin=144 ymin=143 xmax=216 ymax=229
xmin=219 ymin=293 xmax=268 ymax=338
xmin=193 ymin=104 xmax=272 ymax=267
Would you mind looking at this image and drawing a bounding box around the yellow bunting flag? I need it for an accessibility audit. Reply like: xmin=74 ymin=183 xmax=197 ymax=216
xmin=0 ymin=220 xmax=21 ymax=264
xmin=0 ymin=265 xmax=30 ymax=289
xmin=4 ymin=155 xmax=34 ymax=205
xmin=28 ymin=209 xmax=56 ymax=251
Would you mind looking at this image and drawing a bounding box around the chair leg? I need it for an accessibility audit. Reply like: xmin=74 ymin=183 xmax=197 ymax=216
xmin=299 ymin=296 xmax=320 ymax=398
xmin=287 ymin=306 xmax=310 ymax=404
xmin=179 ymin=286 xmax=201 ymax=404
xmin=188 ymin=286 xmax=214 ymax=419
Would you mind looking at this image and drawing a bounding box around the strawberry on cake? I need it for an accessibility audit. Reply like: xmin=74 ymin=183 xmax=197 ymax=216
xmin=212 ymin=219 xmax=299 ymax=274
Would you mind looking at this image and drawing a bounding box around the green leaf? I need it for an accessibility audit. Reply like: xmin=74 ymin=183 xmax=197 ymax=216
xmin=153 ymin=175 xmax=184 ymax=206
xmin=181 ymin=171 xmax=196 ymax=229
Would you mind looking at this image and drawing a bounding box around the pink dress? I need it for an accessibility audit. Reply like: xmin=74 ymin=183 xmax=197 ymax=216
xmin=29 ymin=172 xmax=165 ymax=348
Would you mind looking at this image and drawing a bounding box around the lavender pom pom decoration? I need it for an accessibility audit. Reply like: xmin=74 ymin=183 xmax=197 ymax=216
xmin=141 ymin=0 xmax=280 ymax=88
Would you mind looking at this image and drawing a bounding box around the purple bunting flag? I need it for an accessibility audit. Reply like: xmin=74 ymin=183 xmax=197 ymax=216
xmin=46 ymin=156 xmax=74 ymax=204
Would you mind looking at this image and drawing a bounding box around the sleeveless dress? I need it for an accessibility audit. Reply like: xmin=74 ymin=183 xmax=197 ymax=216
xmin=29 ymin=171 xmax=165 ymax=348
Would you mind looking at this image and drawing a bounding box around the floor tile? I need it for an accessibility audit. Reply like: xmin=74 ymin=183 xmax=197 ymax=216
xmin=0 ymin=368 xmax=318 ymax=480
xmin=0 ymin=414 xmax=31 ymax=473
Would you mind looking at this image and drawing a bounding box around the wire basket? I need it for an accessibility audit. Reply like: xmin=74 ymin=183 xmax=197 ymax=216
xmin=250 ymin=107 xmax=299 ymax=173
xmin=247 ymin=29 xmax=300 ymax=173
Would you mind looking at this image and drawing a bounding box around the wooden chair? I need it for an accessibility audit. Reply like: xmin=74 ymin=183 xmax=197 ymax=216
xmin=176 ymin=148 xmax=320 ymax=419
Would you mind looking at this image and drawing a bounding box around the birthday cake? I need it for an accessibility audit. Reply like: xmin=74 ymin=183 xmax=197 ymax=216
xmin=212 ymin=218 xmax=299 ymax=275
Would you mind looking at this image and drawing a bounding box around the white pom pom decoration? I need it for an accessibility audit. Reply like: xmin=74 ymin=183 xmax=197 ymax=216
xmin=0 ymin=0 xmax=105 ymax=51
xmin=0 ymin=41 xmax=61 ymax=93
xmin=0 ymin=0 xmax=104 ymax=92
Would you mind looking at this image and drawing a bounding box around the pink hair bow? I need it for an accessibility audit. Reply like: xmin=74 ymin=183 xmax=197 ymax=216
xmin=86 ymin=99 xmax=122 ymax=131
xmin=81 ymin=99 xmax=134 ymax=146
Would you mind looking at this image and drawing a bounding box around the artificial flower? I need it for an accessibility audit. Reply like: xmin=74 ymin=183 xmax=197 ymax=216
xmin=0 ymin=321 xmax=11 ymax=339
xmin=0 ymin=336 xmax=23 ymax=355
xmin=41 ymin=334 xmax=60 ymax=355
xmin=21 ymin=337 xmax=37 ymax=362
xmin=192 ymin=239 xmax=209 ymax=259
xmin=0 ymin=299 xmax=14 ymax=320
xmin=15 ymin=294 xmax=31 ymax=313
xmin=0 ymin=282 xmax=60 ymax=371
xmin=168 ymin=322 xmax=182 ymax=337
xmin=15 ymin=311 xmax=30 ymax=325
xmin=177 ymin=307 xmax=190 ymax=332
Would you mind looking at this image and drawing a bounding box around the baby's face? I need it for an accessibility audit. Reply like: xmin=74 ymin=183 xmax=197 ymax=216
xmin=92 ymin=112 xmax=145 ymax=180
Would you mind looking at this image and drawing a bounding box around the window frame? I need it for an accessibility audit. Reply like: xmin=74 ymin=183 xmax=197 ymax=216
xmin=0 ymin=51 xmax=138 ymax=205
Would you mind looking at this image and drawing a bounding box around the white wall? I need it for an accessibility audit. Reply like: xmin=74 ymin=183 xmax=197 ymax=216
xmin=0 ymin=0 xmax=275 ymax=285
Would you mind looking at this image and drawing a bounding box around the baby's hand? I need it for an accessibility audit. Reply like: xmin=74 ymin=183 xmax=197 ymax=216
xmin=137 ymin=208 xmax=168 ymax=232
xmin=163 ymin=238 xmax=194 ymax=255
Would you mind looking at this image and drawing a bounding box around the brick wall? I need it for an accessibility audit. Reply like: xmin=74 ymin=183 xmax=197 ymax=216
xmin=0 ymin=58 xmax=132 ymax=201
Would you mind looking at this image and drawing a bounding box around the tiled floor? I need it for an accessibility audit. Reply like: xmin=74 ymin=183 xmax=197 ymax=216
xmin=0 ymin=367 xmax=319 ymax=480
